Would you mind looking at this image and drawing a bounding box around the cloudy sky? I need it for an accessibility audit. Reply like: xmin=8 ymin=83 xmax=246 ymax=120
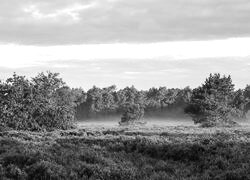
xmin=0 ymin=0 xmax=250 ymax=90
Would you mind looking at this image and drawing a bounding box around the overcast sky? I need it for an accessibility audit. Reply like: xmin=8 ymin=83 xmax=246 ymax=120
xmin=0 ymin=0 xmax=250 ymax=90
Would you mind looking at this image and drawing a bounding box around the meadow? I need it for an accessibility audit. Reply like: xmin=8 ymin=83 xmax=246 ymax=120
xmin=1 ymin=120 xmax=250 ymax=180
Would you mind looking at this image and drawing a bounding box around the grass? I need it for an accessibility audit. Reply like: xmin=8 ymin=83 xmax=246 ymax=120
xmin=1 ymin=125 xmax=250 ymax=179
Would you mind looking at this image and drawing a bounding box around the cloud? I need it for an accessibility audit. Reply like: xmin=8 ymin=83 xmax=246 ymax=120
xmin=158 ymin=68 xmax=187 ymax=73
xmin=23 ymin=2 xmax=97 ymax=21
xmin=124 ymin=71 xmax=142 ymax=75
xmin=1 ymin=37 xmax=250 ymax=68
xmin=1 ymin=0 xmax=250 ymax=44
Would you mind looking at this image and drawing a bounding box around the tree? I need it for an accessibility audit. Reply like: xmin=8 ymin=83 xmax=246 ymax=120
xmin=102 ymin=85 xmax=117 ymax=113
xmin=70 ymin=88 xmax=86 ymax=107
xmin=119 ymin=103 xmax=145 ymax=125
xmin=31 ymin=71 xmax=76 ymax=130
xmin=0 ymin=71 xmax=79 ymax=131
xmin=84 ymin=86 xmax=104 ymax=118
xmin=185 ymin=73 xmax=238 ymax=127
xmin=0 ymin=73 xmax=36 ymax=130
xmin=231 ymin=89 xmax=246 ymax=119
xmin=243 ymin=85 xmax=250 ymax=116
xmin=146 ymin=87 xmax=167 ymax=109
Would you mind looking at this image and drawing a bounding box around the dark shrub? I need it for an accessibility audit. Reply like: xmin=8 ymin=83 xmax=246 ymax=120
xmin=27 ymin=160 xmax=67 ymax=180
xmin=5 ymin=164 xmax=27 ymax=180
xmin=119 ymin=103 xmax=145 ymax=125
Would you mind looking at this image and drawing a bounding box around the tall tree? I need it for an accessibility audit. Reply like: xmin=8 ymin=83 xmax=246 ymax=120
xmin=185 ymin=73 xmax=238 ymax=127
xmin=31 ymin=71 xmax=73 ymax=129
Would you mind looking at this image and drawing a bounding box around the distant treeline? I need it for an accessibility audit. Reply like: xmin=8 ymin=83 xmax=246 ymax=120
xmin=0 ymin=71 xmax=250 ymax=130
xmin=76 ymin=85 xmax=192 ymax=120
xmin=76 ymin=74 xmax=250 ymax=126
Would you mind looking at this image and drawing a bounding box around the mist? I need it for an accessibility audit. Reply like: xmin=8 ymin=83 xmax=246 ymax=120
xmin=77 ymin=110 xmax=250 ymax=128
xmin=77 ymin=107 xmax=195 ymax=128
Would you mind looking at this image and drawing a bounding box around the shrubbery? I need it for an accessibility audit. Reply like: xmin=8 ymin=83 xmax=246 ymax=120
xmin=119 ymin=103 xmax=145 ymax=125
xmin=0 ymin=130 xmax=250 ymax=180
xmin=0 ymin=72 xmax=84 ymax=131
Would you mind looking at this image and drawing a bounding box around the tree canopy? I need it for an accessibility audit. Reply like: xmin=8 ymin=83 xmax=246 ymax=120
xmin=0 ymin=72 xmax=84 ymax=131
xmin=0 ymin=72 xmax=249 ymax=130
xmin=185 ymin=73 xmax=243 ymax=127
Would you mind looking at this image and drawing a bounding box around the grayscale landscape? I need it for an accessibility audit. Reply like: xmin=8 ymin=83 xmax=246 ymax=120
xmin=1 ymin=0 xmax=250 ymax=180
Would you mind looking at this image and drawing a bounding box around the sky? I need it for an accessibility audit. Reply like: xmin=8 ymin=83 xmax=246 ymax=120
xmin=0 ymin=0 xmax=250 ymax=90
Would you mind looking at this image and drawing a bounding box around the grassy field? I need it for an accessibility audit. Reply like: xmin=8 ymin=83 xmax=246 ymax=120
xmin=1 ymin=122 xmax=250 ymax=180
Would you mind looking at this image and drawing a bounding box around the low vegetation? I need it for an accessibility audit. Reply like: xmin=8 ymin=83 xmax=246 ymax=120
xmin=0 ymin=126 xmax=250 ymax=180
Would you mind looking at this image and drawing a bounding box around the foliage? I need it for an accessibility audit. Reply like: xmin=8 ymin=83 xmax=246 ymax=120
xmin=0 ymin=73 xmax=37 ymax=130
xmin=1 ymin=128 xmax=250 ymax=180
xmin=185 ymin=73 xmax=241 ymax=127
xmin=243 ymin=85 xmax=250 ymax=116
xmin=231 ymin=89 xmax=246 ymax=118
xmin=119 ymin=103 xmax=145 ymax=125
xmin=1 ymin=71 xmax=250 ymax=129
xmin=76 ymin=85 xmax=191 ymax=120
xmin=0 ymin=72 xmax=84 ymax=131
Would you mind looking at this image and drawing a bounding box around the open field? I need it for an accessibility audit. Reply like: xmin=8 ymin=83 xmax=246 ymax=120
xmin=78 ymin=117 xmax=250 ymax=130
xmin=1 ymin=122 xmax=250 ymax=179
xmin=77 ymin=117 xmax=196 ymax=129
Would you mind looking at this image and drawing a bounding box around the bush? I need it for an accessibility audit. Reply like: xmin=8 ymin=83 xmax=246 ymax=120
xmin=149 ymin=171 xmax=174 ymax=180
xmin=0 ymin=72 xmax=83 ymax=131
xmin=5 ymin=164 xmax=27 ymax=180
xmin=119 ymin=103 xmax=145 ymax=125
xmin=27 ymin=160 xmax=67 ymax=180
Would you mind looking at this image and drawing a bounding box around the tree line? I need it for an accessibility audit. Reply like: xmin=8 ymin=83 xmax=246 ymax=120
xmin=0 ymin=72 xmax=250 ymax=130
xmin=76 ymin=85 xmax=191 ymax=119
